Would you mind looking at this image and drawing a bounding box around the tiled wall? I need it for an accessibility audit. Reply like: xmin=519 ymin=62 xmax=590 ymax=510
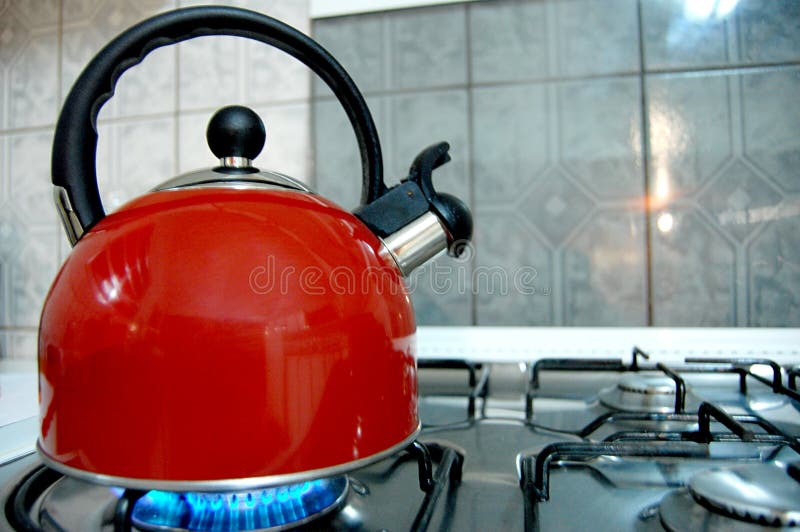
xmin=312 ymin=0 xmax=800 ymax=327
xmin=0 ymin=0 xmax=311 ymax=358
xmin=1 ymin=0 xmax=798 ymax=361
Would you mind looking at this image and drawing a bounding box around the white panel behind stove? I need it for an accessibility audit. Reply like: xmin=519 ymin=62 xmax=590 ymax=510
xmin=416 ymin=327 xmax=800 ymax=364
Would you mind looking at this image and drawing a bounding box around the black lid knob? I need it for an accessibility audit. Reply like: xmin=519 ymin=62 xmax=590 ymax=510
xmin=206 ymin=105 xmax=266 ymax=160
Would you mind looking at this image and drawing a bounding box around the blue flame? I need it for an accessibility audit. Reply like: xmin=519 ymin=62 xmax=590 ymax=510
xmin=131 ymin=477 xmax=347 ymax=531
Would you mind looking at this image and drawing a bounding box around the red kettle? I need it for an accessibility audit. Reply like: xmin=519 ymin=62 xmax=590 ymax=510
xmin=38 ymin=6 xmax=472 ymax=491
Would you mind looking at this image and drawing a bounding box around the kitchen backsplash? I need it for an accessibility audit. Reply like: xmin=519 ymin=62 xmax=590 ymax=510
xmin=312 ymin=0 xmax=800 ymax=327
xmin=0 ymin=0 xmax=798 ymax=359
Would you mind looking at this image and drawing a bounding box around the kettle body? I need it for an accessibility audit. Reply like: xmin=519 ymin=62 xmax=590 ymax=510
xmin=40 ymin=186 xmax=418 ymax=487
xmin=39 ymin=6 xmax=471 ymax=490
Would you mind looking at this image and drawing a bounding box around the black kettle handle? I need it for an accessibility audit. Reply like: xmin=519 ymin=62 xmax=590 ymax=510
xmin=53 ymin=6 xmax=385 ymax=236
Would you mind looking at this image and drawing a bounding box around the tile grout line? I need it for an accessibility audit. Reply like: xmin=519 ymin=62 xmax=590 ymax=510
xmin=636 ymin=0 xmax=654 ymax=326
xmin=464 ymin=2 xmax=477 ymax=327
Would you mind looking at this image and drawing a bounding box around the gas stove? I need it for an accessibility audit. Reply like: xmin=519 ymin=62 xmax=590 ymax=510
xmin=1 ymin=329 xmax=799 ymax=531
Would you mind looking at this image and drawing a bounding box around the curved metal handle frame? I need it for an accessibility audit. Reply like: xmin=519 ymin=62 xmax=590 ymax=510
xmin=53 ymin=6 xmax=385 ymax=241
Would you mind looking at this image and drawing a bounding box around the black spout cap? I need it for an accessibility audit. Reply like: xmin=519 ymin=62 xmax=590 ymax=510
xmin=431 ymin=192 xmax=473 ymax=256
xmin=406 ymin=142 xmax=473 ymax=256
xmin=353 ymin=141 xmax=473 ymax=257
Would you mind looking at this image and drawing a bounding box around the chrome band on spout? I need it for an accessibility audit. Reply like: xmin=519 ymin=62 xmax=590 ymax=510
xmin=53 ymin=186 xmax=84 ymax=246
xmin=380 ymin=211 xmax=448 ymax=276
xmin=220 ymin=156 xmax=252 ymax=168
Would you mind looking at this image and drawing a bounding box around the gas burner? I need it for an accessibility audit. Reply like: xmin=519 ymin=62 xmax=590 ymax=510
xmin=598 ymin=375 xmax=684 ymax=413
xmin=659 ymin=463 xmax=800 ymax=531
xmin=131 ymin=477 xmax=349 ymax=531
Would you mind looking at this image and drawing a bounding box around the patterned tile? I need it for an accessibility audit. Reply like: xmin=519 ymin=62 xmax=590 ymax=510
xmin=651 ymin=209 xmax=736 ymax=325
xmin=741 ymin=68 xmax=800 ymax=193
xmin=9 ymin=31 xmax=58 ymax=128
xmin=9 ymin=228 xmax=58 ymax=328
xmin=61 ymin=0 xmax=177 ymax=116
xmin=520 ymin=168 xmax=593 ymax=247
xmin=0 ymin=215 xmax=23 ymax=326
xmin=8 ymin=130 xmax=57 ymax=228
xmin=0 ymin=7 xmax=31 ymax=69
xmin=559 ymin=76 xmax=643 ymax=200
xmin=389 ymin=5 xmax=467 ymax=91
xmin=698 ymin=160 xmax=782 ymax=242
xmin=468 ymin=0 xmax=548 ymax=83
xmin=737 ymin=0 xmax=800 ymax=64
xmin=472 ymin=84 xmax=549 ymax=206
xmin=647 ymin=72 xmax=733 ymax=197
xmin=554 ymin=0 xmax=639 ymax=77
xmin=101 ymin=117 xmax=176 ymax=211
xmin=641 ymin=0 xmax=732 ymax=69
xmin=748 ymin=215 xmax=800 ymax=326
xmin=474 ymin=211 xmax=553 ymax=325
xmin=563 ymin=208 xmax=647 ymax=325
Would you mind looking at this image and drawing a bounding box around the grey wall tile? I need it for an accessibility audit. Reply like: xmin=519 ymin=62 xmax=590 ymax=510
xmin=389 ymin=90 xmax=470 ymax=197
xmin=559 ymin=76 xmax=643 ymax=200
xmin=737 ymin=0 xmax=800 ymax=64
xmin=312 ymin=13 xmax=385 ymax=96
xmin=642 ymin=0 xmax=732 ymax=69
xmin=563 ymin=208 xmax=647 ymax=325
xmin=475 ymin=211 xmax=553 ymax=325
xmin=178 ymin=36 xmax=242 ymax=111
xmin=0 ymin=332 xmax=8 ymax=359
xmin=472 ymin=84 xmax=549 ymax=206
xmin=177 ymin=112 xmax=212 ymax=174
xmin=313 ymin=95 xmax=387 ymax=208
xmin=469 ymin=0 xmax=548 ymax=83
xmin=698 ymin=160 xmax=782 ymax=242
xmin=521 ymin=168 xmax=593 ymax=247
xmin=408 ymin=254 xmax=472 ymax=325
xmin=651 ymin=209 xmax=736 ymax=325
xmin=389 ymin=5 xmax=467 ymax=90
xmin=647 ymin=72 xmax=733 ymax=197
xmin=10 ymin=330 xmax=37 ymax=359
xmin=748 ymin=217 xmax=800 ymax=326
xmin=247 ymin=44 xmax=311 ymax=106
xmin=741 ymin=68 xmax=800 ymax=193
xmin=252 ymin=103 xmax=311 ymax=182
xmin=554 ymin=0 xmax=639 ymax=77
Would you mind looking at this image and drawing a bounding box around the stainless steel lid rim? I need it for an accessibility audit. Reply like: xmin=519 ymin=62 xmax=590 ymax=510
xmin=35 ymin=425 xmax=420 ymax=492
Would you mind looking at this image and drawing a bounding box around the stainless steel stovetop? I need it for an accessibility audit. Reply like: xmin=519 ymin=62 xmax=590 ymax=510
xmin=2 ymin=349 xmax=799 ymax=531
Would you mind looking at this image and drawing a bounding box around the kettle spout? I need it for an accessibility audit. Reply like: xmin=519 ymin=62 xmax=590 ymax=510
xmin=354 ymin=142 xmax=473 ymax=277
xmin=380 ymin=211 xmax=449 ymax=276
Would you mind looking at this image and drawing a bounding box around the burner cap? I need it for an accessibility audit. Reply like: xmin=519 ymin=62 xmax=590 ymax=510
xmin=617 ymin=375 xmax=676 ymax=395
xmin=688 ymin=464 xmax=800 ymax=527
xmin=598 ymin=375 xmax=680 ymax=413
